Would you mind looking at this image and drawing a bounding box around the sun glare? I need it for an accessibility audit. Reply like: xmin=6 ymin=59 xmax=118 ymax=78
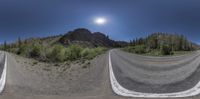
xmin=94 ymin=17 xmax=107 ymax=25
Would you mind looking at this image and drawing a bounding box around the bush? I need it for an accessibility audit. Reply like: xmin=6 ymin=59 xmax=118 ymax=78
xmin=93 ymin=47 xmax=106 ymax=55
xmin=66 ymin=45 xmax=83 ymax=60
xmin=30 ymin=44 xmax=44 ymax=58
xmin=47 ymin=45 xmax=65 ymax=62
xmin=64 ymin=48 xmax=71 ymax=60
xmin=85 ymin=47 xmax=106 ymax=59
xmin=15 ymin=43 xmax=106 ymax=62
xmin=123 ymin=46 xmax=135 ymax=53
xmin=160 ymin=44 xmax=173 ymax=55
xmin=134 ymin=45 xmax=147 ymax=54
xmin=17 ymin=44 xmax=30 ymax=56
xmin=85 ymin=49 xmax=97 ymax=59
xmin=8 ymin=48 xmax=17 ymax=54
xmin=80 ymin=48 xmax=90 ymax=58
xmin=80 ymin=47 xmax=107 ymax=59
xmin=45 ymin=44 xmax=106 ymax=62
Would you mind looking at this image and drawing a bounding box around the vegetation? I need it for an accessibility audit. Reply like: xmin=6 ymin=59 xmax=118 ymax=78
xmin=134 ymin=45 xmax=147 ymax=54
xmin=30 ymin=44 xmax=44 ymax=58
xmin=0 ymin=29 xmax=112 ymax=63
xmin=81 ymin=47 xmax=107 ymax=59
xmin=47 ymin=44 xmax=65 ymax=62
xmin=17 ymin=44 xmax=30 ymax=56
xmin=124 ymin=33 xmax=198 ymax=56
xmin=1 ymin=38 xmax=107 ymax=63
xmin=160 ymin=44 xmax=173 ymax=55
xmin=67 ymin=45 xmax=83 ymax=60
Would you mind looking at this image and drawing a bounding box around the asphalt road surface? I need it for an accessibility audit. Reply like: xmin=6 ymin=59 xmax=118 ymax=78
xmin=110 ymin=49 xmax=200 ymax=93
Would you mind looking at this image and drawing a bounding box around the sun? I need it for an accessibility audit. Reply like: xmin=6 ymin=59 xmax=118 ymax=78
xmin=94 ymin=17 xmax=107 ymax=25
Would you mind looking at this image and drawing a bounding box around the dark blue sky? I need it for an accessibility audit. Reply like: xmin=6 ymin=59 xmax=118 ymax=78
xmin=0 ymin=0 xmax=200 ymax=44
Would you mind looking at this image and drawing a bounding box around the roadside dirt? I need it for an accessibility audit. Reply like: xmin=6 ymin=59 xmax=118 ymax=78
xmin=1 ymin=52 xmax=114 ymax=98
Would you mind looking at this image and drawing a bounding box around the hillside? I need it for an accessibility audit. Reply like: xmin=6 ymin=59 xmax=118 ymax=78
xmin=0 ymin=28 xmax=128 ymax=62
xmin=125 ymin=32 xmax=199 ymax=56
xmin=1 ymin=28 xmax=127 ymax=50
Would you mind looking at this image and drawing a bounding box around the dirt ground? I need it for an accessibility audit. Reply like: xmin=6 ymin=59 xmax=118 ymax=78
xmin=1 ymin=52 xmax=115 ymax=98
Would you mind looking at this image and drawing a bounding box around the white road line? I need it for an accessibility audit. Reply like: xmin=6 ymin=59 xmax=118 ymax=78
xmin=0 ymin=53 xmax=7 ymax=94
xmin=109 ymin=50 xmax=200 ymax=98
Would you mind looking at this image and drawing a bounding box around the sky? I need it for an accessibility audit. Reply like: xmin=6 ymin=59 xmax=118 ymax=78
xmin=0 ymin=0 xmax=200 ymax=44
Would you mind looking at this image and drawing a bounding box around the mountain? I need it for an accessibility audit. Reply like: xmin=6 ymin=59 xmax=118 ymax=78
xmin=1 ymin=28 xmax=128 ymax=49
xmin=59 ymin=28 xmax=128 ymax=47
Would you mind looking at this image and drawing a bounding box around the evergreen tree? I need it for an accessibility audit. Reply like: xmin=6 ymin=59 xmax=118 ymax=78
xmin=4 ymin=41 xmax=7 ymax=51
xmin=18 ymin=37 xmax=22 ymax=47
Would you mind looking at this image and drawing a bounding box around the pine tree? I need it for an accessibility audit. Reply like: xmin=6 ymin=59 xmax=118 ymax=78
xmin=4 ymin=41 xmax=7 ymax=51
xmin=18 ymin=37 xmax=22 ymax=47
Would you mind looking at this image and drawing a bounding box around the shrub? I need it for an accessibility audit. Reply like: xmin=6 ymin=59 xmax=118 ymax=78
xmin=160 ymin=44 xmax=173 ymax=55
xmin=80 ymin=48 xmax=90 ymax=58
xmin=17 ymin=44 xmax=30 ymax=56
xmin=9 ymin=48 xmax=18 ymax=54
xmin=85 ymin=49 xmax=96 ymax=59
xmin=15 ymin=43 xmax=107 ymax=62
xmin=48 ymin=45 xmax=65 ymax=62
xmin=66 ymin=45 xmax=83 ymax=60
xmin=123 ymin=46 xmax=135 ymax=53
xmin=33 ymin=61 xmax=38 ymax=65
xmin=93 ymin=47 xmax=106 ymax=55
xmin=85 ymin=47 xmax=106 ymax=59
xmin=30 ymin=44 xmax=44 ymax=58
xmin=64 ymin=48 xmax=71 ymax=60
xmin=0 ymin=46 xmax=3 ymax=50
xmin=134 ymin=45 xmax=147 ymax=54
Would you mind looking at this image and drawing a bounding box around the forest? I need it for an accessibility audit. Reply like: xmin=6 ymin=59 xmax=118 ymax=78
xmin=124 ymin=33 xmax=199 ymax=56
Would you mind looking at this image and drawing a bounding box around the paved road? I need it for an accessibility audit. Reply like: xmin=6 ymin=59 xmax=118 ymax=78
xmin=110 ymin=49 xmax=200 ymax=93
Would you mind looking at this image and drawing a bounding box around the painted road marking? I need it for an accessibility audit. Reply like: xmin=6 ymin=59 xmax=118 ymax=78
xmin=0 ymin=53 xmax=7 ymax=94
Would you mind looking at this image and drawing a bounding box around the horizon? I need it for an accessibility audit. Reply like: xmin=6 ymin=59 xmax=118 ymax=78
xmin=0 ymin=0 xmax=200 ymax=45
xmin=0 ymin=28 xmax=199 ymax=45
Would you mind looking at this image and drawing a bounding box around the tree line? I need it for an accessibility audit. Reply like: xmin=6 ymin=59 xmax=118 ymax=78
xmin=126 ymin=33 xmax=198 ymax=55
